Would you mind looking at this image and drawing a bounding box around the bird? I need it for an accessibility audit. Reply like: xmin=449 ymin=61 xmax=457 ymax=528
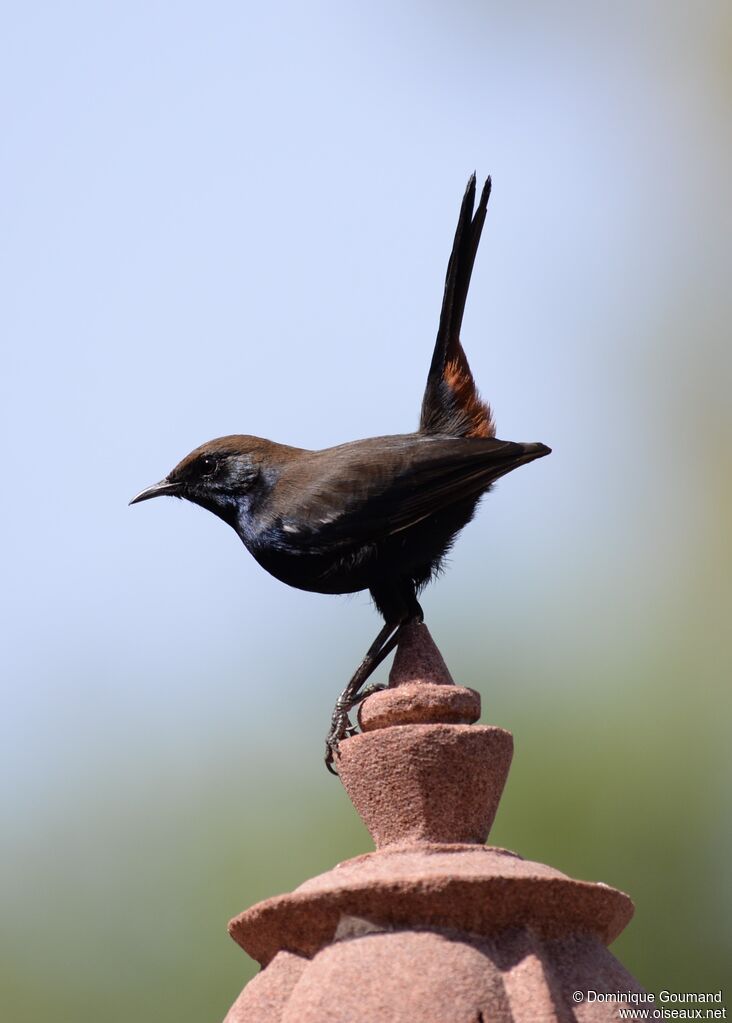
xmin=130 ymin=174 xmax=550 ymax=773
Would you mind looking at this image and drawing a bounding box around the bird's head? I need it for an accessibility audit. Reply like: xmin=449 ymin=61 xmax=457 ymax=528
xmin=129 ymin=435 xmax=271 ymax=527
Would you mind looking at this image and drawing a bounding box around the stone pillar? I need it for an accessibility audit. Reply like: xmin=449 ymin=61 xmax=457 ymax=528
xmin=224 ymin=624 xmax=647 ymax=1021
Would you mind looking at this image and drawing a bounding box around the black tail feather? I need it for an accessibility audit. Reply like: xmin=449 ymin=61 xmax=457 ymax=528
xmin=420 ymin=174 xmax=494 ymax=439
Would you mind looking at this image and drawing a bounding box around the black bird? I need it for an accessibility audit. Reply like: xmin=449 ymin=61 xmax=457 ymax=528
xmin=130 ymin=175 xmax=550 ymax=772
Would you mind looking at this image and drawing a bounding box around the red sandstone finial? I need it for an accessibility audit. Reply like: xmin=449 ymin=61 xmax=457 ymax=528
xmin=387 ymin=620 xmax=454 ymax=685
xmin=223 ymin=626 xmax=644 ymax=1022
xmin=358 ymin=622 xmax=481 ymax=733
xmin=338 ymin=622 xmax=511 ymax=848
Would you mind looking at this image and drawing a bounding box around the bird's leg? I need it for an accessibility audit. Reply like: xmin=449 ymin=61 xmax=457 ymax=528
xmin=324 ymin=621 xmax=403 ymax=774
xmin=347 ymin=603 xmax=424 ymax=716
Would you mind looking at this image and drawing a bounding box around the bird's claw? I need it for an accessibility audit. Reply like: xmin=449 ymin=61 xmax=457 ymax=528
xmin=324 ymin=734 xmax=345 ymax=774
xmin=353 ymin=682 xmax=386 ymax=705
xmin=324 ymin=744 xmax=339 ymax=776
xmin=324 ymin=710 xmax=352 ymax=774
xmin=324 ymin=681 xmax=390 ymax=772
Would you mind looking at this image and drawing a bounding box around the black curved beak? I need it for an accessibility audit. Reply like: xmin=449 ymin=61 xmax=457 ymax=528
xmin=129 ymin=479 xmax=182 ymax=505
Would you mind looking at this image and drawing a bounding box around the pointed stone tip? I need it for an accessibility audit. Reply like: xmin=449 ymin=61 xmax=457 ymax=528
xmin=359 ymin=620 xmax=481 ymax=733
xmin=388 ymin=622 xmax=454 ymax=687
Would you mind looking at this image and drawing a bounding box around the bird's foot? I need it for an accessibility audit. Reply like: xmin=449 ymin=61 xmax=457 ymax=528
xmin=352 ymin=682 xmax=387 ymax=705
xmin=323 ymin=682 xmax=389 ymax=773
xmin=324 ymin=713 xmax=349 ymax=775
xmin=324 ymin=691 xmax=356 ymax=773
xmin=323 ymin=620 xmax=405 ymax=775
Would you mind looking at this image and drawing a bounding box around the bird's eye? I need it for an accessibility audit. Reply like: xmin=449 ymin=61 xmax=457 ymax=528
xmin=199 ymin=455 xmax=218 ymax=477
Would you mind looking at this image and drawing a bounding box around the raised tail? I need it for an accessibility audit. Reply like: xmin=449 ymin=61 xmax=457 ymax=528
xmin=419 ymin=174 xmax=495 ymax=439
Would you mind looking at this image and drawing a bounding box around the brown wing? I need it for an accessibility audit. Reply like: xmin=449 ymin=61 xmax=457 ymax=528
xmin=274 ymin=435 xmax=548 ymax=550
xmin=420 ymin=175 xmax=495 ymax=440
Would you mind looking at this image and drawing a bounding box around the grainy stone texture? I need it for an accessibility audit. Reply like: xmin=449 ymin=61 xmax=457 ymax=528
xmin=228 ymin=844 xmax=633 ymax=966
xmin=280 ymin=930 xmax=511 ymax=1023
xmin=358 ymin=681 xmax=481 ymax=730
xmin=223 ymin=624 xmax=647 ymax=1021
xmin=223 ymin=952 xmax=306 ymax=1023
xmin=359 ymin=622 xmax=480 ymax=731
xmin=337 ymin=723 xmax=513 ymax=847
xmin=387 ymin=621 xmax=454 ymax=686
